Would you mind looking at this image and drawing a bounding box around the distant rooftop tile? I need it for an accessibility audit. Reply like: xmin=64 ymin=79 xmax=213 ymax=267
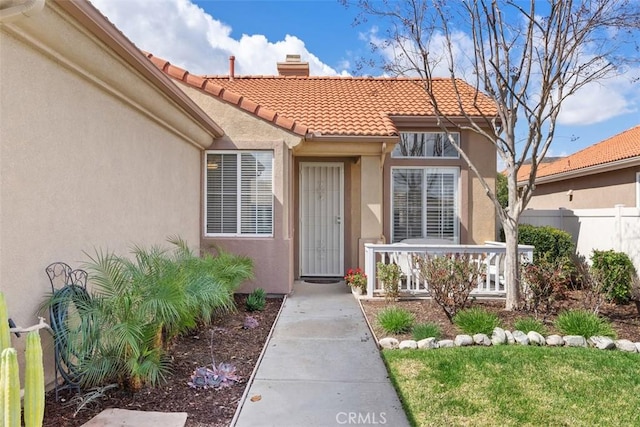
xmin=517 ymin=124 xmax=640 ymax=182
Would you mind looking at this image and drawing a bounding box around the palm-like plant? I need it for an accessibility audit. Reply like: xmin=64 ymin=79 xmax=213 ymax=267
xmin=165 ymin=236 xmax=253 ymax=338
xmin=43 ymin=237 xmax=253 ymax=391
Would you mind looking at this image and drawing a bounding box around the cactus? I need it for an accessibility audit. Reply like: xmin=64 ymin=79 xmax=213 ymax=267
xmin=0 ymin=293 xmax=10 ymax=352
xmin=1 ymin=348 xmax=20 ymax=427
xmin=24 ymin=331 xmax=44 ymax=427
xmin=0 ymin=291 xmax=46 ymax=427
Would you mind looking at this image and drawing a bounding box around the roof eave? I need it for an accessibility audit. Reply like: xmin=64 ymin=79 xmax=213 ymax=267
xmin=54 ymin=0 xmax=225 ymax=140
xmin=389 ymin=115 xmax=500 ymax=128
xmin=304 ymin=133 xmax=399 ymax=143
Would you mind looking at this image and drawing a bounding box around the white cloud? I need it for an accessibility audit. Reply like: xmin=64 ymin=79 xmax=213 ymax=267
xmin=90 ymin=0 xmax=347 ymax=76
xmin=557 ymin=71 xmax=639 ymax=125
xmin=361 ymin=26 xmax=476 ymax=79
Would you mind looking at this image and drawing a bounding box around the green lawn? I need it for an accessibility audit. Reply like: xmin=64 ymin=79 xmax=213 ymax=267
xmin=383 ymin=346 xmax=640 ymax=427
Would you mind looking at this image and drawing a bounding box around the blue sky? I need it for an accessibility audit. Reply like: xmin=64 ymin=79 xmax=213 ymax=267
xmin=91 ymin=0 xmax=639 ymax=160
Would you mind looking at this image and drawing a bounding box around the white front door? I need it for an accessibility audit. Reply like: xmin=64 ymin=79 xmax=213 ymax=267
xmin=300 ymin=163 xmax=344 ymax=276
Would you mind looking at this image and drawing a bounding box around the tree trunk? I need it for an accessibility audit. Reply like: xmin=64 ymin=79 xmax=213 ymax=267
xmin=503 ymin=220 xmax=521 ymax=310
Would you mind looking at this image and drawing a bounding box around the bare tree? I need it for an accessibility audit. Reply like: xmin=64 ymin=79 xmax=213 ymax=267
xmin=345 ymin=0 xmax=640 ymax=309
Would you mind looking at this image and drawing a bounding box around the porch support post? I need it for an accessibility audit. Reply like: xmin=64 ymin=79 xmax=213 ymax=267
xmin=364 ymin=244 xmax=375 ymax=298
xmin=359 ymin=155 xmax=383 ymax=239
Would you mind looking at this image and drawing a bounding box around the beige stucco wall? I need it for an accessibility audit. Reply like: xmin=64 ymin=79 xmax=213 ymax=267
xmin=464 ymin=130 xmax=497 ymax=244
xmin=177 ymin=83 xmax=302 ymax=294
xmin=360 ymin=156 xmax=384 ymax=239
xmin=1 ymin=4 xmax=213 ymax=386
xmin=527 ymin=167 xmax=639 ymax=210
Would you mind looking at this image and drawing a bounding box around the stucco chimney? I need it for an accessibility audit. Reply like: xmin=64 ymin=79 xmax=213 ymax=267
xmin=277 ymin=54 xmax=309 ymax=77
xmin=229 ymin=55 xmax=235 ymax=80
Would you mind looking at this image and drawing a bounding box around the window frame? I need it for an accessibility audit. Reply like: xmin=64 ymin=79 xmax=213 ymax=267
xmin=391 ymin=132 xmax=461 ymax=159
xmin=204 ymin=150 xmax=274 ymax=237
xmin=390 ymin=166 xmax=460 ymax=244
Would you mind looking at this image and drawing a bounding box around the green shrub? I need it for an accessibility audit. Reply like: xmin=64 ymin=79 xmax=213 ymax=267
xmin=412 ymin=322 xmax=443 ymax=341
xmin=377 ymin=262 xmax=402 ymax=301
xmin=514 ymin=317 xmax=548 ymax=336
xmin=520 ymin=258 xmax=567 ymax=315
xmin=246 ymin=288 xmax=266 ymax=312
xmin=504 ymin=224 xmax=574 ymax=263
xmin=590 ymin=250 xmax=636 ymax=304
xmin=414 ymin=254 xmax=484 ymax=322
xmin=554 ymin=309 xmax=616 ymax=338
xmin=377 ymin=306 xmax=415 ymax=334
xmin=42 ymin=237 xmax=253 ymax=391
xmin=453 ymin=307 xmax=500 ymax=335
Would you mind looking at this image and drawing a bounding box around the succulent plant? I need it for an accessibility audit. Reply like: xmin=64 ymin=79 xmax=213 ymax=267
xmin=0 ymin=292 xmax=46 ymax=427
xmin=188 ymin=362 xmax=240 ymax=389
xmin=243 ymin=316 xmax=259 ymax=329
xmin=245 ymin=288 xmax=266 ymax=312
xmin=0 ymin=293 xmax=11 ymax=352
xmin=24 ymin=331 xmax=45 ymax=427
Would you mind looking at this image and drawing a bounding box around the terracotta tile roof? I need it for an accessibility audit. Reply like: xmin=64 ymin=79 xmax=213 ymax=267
xmin=145 ymin=53 xmax=497 ymax=137
xmin=517 ymin=124 xmax=640 ymax=182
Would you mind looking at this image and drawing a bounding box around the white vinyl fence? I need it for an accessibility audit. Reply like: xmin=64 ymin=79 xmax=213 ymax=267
xmin=520 ymin=205 xmax=640 ymax=273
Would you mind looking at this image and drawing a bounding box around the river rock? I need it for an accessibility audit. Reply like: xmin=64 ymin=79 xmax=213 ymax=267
xmin=399 ymin=340 xmax=418 ymax=350
xmin=505 ymin=330 xmax=515 ymax=344
xmin=527 ymin=331 xmax=545 ymax=346
xmin=546 ymin=335 xmax=564 ymax=346
xmin=417 ymin=337 xmax=439 ymax=349
xmin=491 ymin=327 xmax=507 ymax=345
xmin=379 ymin=337 xmax=399 ymax=349
xmin=473 ymin=333 xmax=492 ymax=346
xmin=615 ymin=339 xmax=638 ymax=352
xmin=454 ymin=334 xmax=474 ymax=346
xmin=589 ymin=336 xmax=615 ymax=350
xmin=564 ymin=335 xmax=588 ymax=347
xmin=512 ymin=330 xmax=529 ymax=345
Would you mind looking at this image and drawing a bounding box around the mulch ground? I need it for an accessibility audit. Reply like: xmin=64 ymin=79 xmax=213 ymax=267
xmin=360 ymin=290 xmax=640 ymax=343
xmin=43 ymin=289 xmax=640 ymax=426
xmin=43 ymin=294 xmax=283 ymax=427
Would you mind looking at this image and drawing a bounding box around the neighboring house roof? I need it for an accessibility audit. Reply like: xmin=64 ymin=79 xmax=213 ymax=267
xmin=517 ymin=124 xmax=640 ymax=184
xmin=146 ymin=53 xmax=498 ymax=138
xmin=53 ymin=0 xmax=224 ymax=140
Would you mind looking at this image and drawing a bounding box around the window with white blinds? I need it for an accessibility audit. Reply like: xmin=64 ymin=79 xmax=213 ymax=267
xmin=205 ymin=151 xmax=273 ymax=236
xmin=391 ymin=132 xmax=460 ymax=158
xmin=391 ymin=168 xmax=459 ymax=243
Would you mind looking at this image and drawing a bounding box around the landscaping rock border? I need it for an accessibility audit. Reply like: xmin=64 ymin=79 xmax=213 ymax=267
xmin=379 ymin=327 xmax=640 ymax=353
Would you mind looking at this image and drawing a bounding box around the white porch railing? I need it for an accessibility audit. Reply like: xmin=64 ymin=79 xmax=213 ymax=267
xmin=363 ymin=242 xmax=534 ymax=298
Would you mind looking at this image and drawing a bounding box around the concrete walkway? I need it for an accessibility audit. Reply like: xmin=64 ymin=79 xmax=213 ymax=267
xmin=232 ymin=281 xmax=410 ymax=427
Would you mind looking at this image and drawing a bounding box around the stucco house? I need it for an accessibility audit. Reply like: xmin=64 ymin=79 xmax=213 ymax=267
xmin=520 ymin=124 xmax=640 ymax=209
xmin=2 ymin=0 xmax=499 ymax=385
xmin=0 ymin=0 xmax=223 ymax=383
xmin=147 ymin=53 xmax=499 ymax=295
